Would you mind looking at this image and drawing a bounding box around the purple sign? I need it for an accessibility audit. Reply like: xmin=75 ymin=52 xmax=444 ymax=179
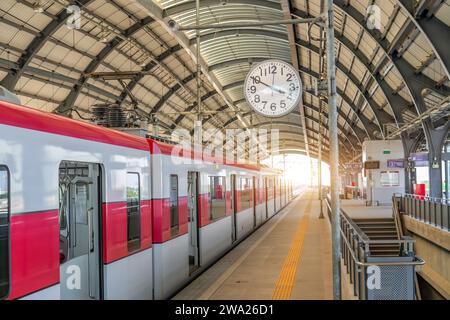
xmin=387 ymin=159 xmax=405 ymax=168
xmin=410 ymin=152 xmax=428 ymax=161
xmin=415 ymin=160 xmax=429 ymax=167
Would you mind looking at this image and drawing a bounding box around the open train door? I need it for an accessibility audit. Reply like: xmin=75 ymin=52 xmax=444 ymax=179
xmin=187 ymin=171 xmax=200 ymax=274
xmin=59 ymin=161 xmax=102 ymax=300
xmin=230 ymin=174 xmax=237 ymax=242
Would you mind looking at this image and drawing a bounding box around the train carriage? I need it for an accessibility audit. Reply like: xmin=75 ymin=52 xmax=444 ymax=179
xmin=0 ymin=101 xmax=152 ymax=300
xmin=148 ymin=140 xmax=286 ymax=299
xmin=0 ymin=100 xmax=294 ymax=300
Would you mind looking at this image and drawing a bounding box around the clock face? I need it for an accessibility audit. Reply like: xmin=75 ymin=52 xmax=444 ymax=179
xmin=244 ymin=59 xmax=302 ymax=117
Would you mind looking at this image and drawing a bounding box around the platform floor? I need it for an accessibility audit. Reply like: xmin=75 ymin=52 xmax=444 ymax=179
xmin=173 ymin=192 xmax=355 ymax=300
xmin=341 ymin=199 xmax=393 ymax=219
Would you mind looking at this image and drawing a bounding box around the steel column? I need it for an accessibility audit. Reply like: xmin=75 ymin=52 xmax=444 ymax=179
xmin=325 ymin=0 xmax=341 ymax=300
xmin=195 ymin=0 xmax=202 ymax=123
xmin=401 ymin=136 xmax=420 ymax=195
xmin=280 ymin=0 xmax=311 ymax=159
xmin=319 ymin=102 xmax=324 ymax=219
xmin=428 ymin=122 xmax=450 ymax=198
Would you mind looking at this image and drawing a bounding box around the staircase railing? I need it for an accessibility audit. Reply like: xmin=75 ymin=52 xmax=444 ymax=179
xmin=325 ymin=196 xmax=425 ymax=300
xmin=392 ymin=194 xmax=405 ymax=239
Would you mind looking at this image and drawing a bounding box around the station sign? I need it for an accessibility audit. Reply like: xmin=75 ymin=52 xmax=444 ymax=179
xmin=414 ymin=160 xmax=429 ymax=167
xmin=387 ymin=159 xmax=405 ymax=168
xmin=410 ymin=152 xmax=428 ymax=161
xmin=410 ymin=152 xmax=429 ymax=167
xmin=364 ymin=161 xmax=380 ymax=170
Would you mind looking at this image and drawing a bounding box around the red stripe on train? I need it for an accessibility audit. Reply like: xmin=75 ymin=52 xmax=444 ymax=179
xmin=199 ymin=192 xmax=233 ymax=228
xmin=9 ymin=211 xmax=59 ymax=300
xmin=152 ymin=197 xmax=188 ymax=243
xmin=102 ymin=200 xmax=152 ymax=264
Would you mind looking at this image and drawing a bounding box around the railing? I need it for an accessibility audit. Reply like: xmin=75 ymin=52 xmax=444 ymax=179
xmin=325 ymin=196 xmax=425 ymax=300
xmin=399 ymin=194 xmax=450 ymax=231
xmin=392 ymin=195 xmax=405 ymax=238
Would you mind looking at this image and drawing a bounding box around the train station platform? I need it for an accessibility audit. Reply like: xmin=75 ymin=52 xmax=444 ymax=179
xmin=174 ymin=191 xmax=355 ymax=300
xmin=341 ymin=200 xmax=393 ymax=220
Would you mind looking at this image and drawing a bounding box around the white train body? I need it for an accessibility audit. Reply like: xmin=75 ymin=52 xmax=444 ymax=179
xmin=0 ymin=101 xmax=293 ymax=300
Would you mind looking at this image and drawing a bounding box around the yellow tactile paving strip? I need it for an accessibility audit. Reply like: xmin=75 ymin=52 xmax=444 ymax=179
xmin=272 ymin=199 xmax=312 ymax=300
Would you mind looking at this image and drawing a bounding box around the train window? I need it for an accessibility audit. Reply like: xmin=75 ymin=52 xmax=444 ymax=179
xmin=127 ymin=173 xmax=141 ymax=252
xmin=0 ymin=166 xmax=10 ymax=299
xmin=209 ymin=176 xmax=226 ymax=221
xmin=239 ymin=177 xmax=254 ymax=211
xmin=169 ymin=175 xmax=179 ymax=233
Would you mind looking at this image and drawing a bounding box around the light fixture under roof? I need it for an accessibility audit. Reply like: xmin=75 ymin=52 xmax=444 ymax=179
xmin=33 ymin=1 xmax=44 ymax=13
xmin=99 ymin=28 xmax=109 ymax=43
xmin=100 ymin=35 xmax=109 ymax=43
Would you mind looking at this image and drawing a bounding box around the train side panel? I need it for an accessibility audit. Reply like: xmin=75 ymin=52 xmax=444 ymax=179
xmin=150 ymin=151 xmax=190 ymax=300
xmin=0 ymin=103 xmax=152 ymax=300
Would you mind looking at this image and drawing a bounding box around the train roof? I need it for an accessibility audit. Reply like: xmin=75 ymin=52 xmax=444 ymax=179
xmin=0 ymin=100 xmax=149 ymax=151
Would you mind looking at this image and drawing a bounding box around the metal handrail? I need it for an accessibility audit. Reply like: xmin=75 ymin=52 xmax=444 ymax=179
xmin=399 ymin=193 xmax=450 ymax=231
xmin=340 ymin=229 xmax=425 ymax=267
xmin=392 ymin=196 xmax=405 ymax=238
xmin=325 ymin=194 xmax=425 ymax=300
xmin=403 ymin=193 xmax=450 ymax=205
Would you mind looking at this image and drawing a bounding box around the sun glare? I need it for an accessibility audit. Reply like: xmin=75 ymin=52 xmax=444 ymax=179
xmin=261 ymin=154 xmax=330 ymax=190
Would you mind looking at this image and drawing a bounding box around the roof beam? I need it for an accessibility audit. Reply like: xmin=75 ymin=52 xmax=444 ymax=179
xmin=292 ymin=8 xmax=406 ymax=129
xmin=163 ymin=0 xmax=281 ymax=17
xmin=277 ymin=0 xmax=309 ymax=157
xmin=132 ymin=0 xmax=250 ymax=131
xmin=0 ymin=0 xmax=94 ymax=91
xmin=55 ymin=16 xmax=154 ymax=114
xmin=398 ymin=0 xmax=450 ymax=80
xmin=115 ymin=44 xmax=183 ymax=104
xmin=331 ymin=0 xmax=449 ymax=164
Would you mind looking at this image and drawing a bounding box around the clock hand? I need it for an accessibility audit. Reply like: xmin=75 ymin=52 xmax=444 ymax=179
xmin=271 ymin=73 xmax=275 ymax=97
xmin=259 ymin=80 xmax=287 ymax=95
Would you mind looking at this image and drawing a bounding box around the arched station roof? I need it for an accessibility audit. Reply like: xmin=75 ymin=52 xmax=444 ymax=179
xmin=0 ymin=0 xmax=449 ymax=163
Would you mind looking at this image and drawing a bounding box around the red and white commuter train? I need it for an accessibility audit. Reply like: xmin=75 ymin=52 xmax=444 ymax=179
xmin=0 ymin=100 xmax=294 ymax=300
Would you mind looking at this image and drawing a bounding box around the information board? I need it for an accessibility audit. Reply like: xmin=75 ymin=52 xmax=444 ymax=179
xmin=364 ymin=161 xmax=380 ymax=170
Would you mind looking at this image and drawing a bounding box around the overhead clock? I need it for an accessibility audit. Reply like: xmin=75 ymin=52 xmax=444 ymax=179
xmin=244 ymin=59 xmax=302 ymax=118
